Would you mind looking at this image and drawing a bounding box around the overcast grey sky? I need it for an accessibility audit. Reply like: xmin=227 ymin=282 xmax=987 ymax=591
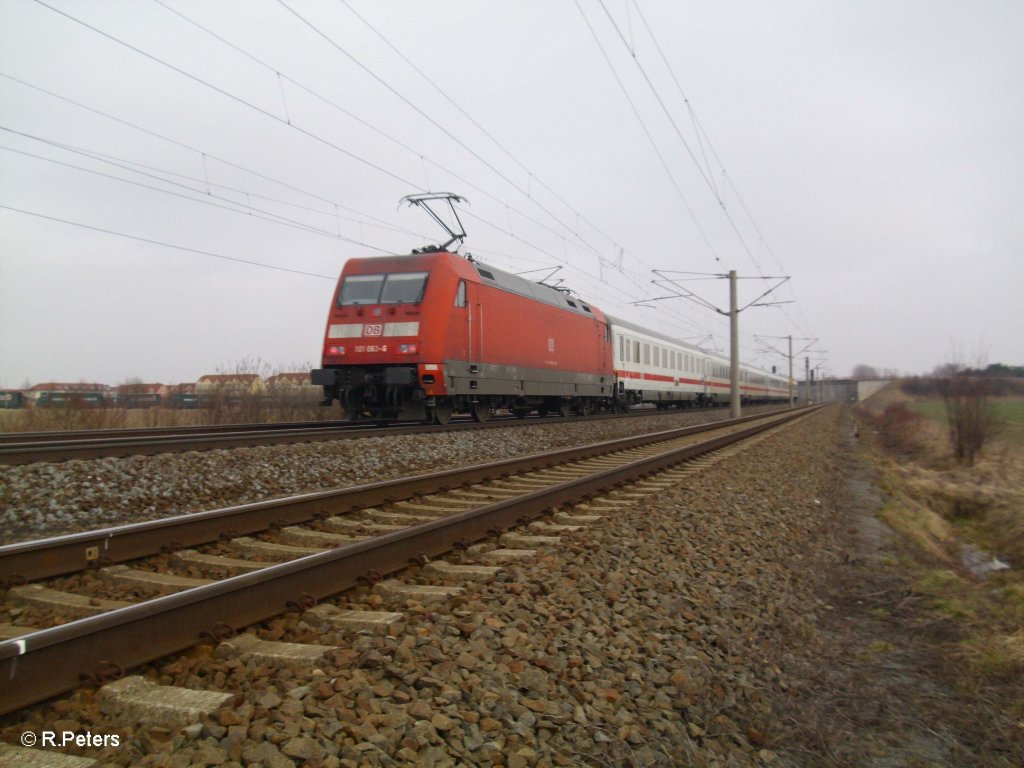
xmin=2 ymin=0 xmax=1021 ymax=388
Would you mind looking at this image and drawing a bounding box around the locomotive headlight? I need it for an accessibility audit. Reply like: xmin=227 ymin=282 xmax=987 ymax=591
xmin=397 ymin=343 xmax=418 ymax=354
xmin=329 ymin=345 xmax=346 ymax=355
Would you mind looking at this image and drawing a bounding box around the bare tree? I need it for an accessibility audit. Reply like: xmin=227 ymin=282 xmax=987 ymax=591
xmin=938 ymin=373 xmax=1002 ymax=466
xmin=933 ymin=362 xmax=963 ymax=378
xmin=851 ymin=364 xmax=880 ymax=379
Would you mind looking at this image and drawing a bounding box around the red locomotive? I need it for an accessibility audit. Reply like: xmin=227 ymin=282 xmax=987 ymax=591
xmin=312 ymin=249 xmax=614 ymax=423
xmin=312 ymin=248 xmax=789 ymax=422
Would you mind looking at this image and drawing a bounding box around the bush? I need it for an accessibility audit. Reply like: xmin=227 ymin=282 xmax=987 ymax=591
xmin=939 ymin=376 xmax=1002 ymax=466
xmin=875 ymin=403 xmax=925 ymax=453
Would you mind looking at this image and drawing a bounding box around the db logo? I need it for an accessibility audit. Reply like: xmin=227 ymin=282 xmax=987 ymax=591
xmin=363 ymin=324 xmax=383 ymax=336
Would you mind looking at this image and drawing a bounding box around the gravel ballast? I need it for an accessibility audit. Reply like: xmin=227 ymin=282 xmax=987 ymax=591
xmin=0 ymin=410 xmax=773 ymax=545
xmin=3 ymin=407 xmax=850 ymax=766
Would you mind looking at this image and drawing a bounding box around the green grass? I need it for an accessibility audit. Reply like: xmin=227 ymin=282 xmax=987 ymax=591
xmin=996 ymin=399 xmax=1024 ymax=447
xmin=909 ymin=396 xmax=1024 ymax=448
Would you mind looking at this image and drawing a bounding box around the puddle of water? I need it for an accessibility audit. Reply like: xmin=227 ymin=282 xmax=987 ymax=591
xmin=960 ymin=543 xmax=1011 ymax=579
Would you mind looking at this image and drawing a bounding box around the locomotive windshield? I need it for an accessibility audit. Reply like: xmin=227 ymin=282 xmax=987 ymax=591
xmin=380 ymin=272 xmax=428 ymax=303
xmin=338 ymin=272 xmax=428 ymax=305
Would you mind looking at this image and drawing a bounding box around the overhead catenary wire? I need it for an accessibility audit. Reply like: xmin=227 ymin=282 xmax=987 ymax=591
xmin=274 ymin=0 xmax=687 ymax=291
xmin=629 ymin=1 xmax=778 ymax=272
xmin=10 ymin=3 xmax=750 ymax=350
xmin=275 ymin=0 xmax=613 ymax=265
xmin=581 ymin=0 xmax=815 ymax=347
xmin=596 ymin=0 xmax=721 ymax=203
xmin=33 ymin=0 xmax=424 ymax=192
xmin=0 ymin=204 xmax=338 ymax=280
xmin=141 ymin=1 xmax=629 ymax=273
xmin=336 ymin=0 xmax=648 ymax=271
xmin=625 ymin=0 xmax=815 ymax=339
xmin=0 ymin=71 xmax=411 ymax=237
xmin=574 ymin=0 xmax=726 ymax=269
xmin=0 ymin=125 xmax=424 ymax=238
xmin=0 ymin=138 xmax=409 ymax=251
xmin=334 ymin=0 xmax=730 ymax=341
xmin=328 ymin=0 xmax=734 ymax=343
xmin=2 ymin=67 xmax=708 ymax=340
xmin=28 ymin=3 xmax=714 ymax=340
xmin=594 ymin=0 xmax=768 ymax=275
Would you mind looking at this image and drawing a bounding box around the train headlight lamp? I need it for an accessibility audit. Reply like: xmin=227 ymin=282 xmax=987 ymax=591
xmin=397 ymin=343 xmax=418 ymax=354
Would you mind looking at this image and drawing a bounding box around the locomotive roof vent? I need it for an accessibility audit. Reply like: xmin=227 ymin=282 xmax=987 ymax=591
xmin=471 ymin=260 xmax=595 ymax=316
xmin=400 ymin=192 xmax=468 ymax=252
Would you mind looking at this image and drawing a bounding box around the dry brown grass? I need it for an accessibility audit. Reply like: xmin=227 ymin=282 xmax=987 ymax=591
xmin=0 ymin=403 xmax=127 ymax=432
xmin=771 ymin=409 xmax=1024 ymax=764
xmin=877 ymin=495 xmax=959 ymax=565
xmin=853 ymin=397 xmax=1024 ymax=717
xmin=885 ymin=450 xmax=1024 ymax=569
xmin=0 ymin=395 xmax=332 ymax=433
xmin=989 ymin=504 xmax=1024 ymax=565
xmin=858 ymin=383 xmax=1024 ymax=565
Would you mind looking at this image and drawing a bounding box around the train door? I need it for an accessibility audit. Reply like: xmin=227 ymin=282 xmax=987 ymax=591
xmin=461 ymin=280 xmax=484 ymax=365
xmin=599 ymin=320 xmax=611 ymax=377
xmin=474 ymin=297 xmax=484 ymax=364
xmin=446 ymin=279 xmax=470 ymax=364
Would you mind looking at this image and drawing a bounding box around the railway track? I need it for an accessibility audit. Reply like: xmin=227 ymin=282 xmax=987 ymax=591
xmin=0 ymin=408 xmax=699 ymax=466
xmin=0 ymin=418 xmax=356 ymax=443
xmin=0 ymin=419 xmax=456 ymax=466
xmin=0 ymin=406 xmax=820 ymax=718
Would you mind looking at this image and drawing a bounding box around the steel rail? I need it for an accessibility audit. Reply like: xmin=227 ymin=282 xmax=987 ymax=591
xmin=0 ymin=422 xmax=448 ymax=465
xmin=0 ymin=406 xmax=815 ymax=714
xmin=0 ymin=419 xmax=355 ymax=444
xmin=0 ymin=410 xmax=796 ymax=585
xmin=0 ymin=407 xmax=700 ymax=465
